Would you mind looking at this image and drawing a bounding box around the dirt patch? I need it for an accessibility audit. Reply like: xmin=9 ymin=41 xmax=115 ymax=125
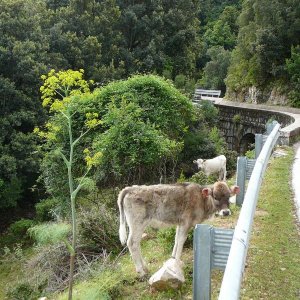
xmin=254 ymin=210 xmax=269 ymax=217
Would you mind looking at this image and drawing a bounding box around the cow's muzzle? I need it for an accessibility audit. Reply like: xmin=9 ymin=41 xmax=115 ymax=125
xmin=218 ymin=209 xmax=231 ymax=217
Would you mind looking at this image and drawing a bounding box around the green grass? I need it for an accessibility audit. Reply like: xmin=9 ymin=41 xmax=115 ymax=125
xmin=52 ymin=212 xmax=241 ymax=300
xmin=0 ymin=247 xmax=34 ymax=299
xmin=55 ymin=147 xmax=299 ymax=300
xmin=241 ymin=147 xmax=300 ymax=300
xmin=1 ymin=146 xmax=299 ymax=300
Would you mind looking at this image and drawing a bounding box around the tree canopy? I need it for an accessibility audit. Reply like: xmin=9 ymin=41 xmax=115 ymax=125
xmin=0 ymin=0 xmax=299 ymax=213
xmin=226 ymin=0 xmax=300 ymax=99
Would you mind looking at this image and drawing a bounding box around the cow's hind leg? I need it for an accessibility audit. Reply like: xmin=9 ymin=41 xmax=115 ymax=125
xmin=172 ymin=223 xmax=190 ymax=260
xmin=126 ymin=222 xmax=149 ymax=277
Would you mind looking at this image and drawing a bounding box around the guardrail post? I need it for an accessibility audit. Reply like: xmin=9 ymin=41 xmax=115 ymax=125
xmin=236 ymin=156 xmax=246 ymax=206
xmin=266 ymin=120 xmax=278 ymax=134
xmin=193 ymin=224 xmax=212 ymax=300
xmin=255 ymin=134 xmax=263 ymax=158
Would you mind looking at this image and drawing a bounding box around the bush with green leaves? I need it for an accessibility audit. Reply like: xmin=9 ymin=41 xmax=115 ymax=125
xmin=77 ymin=202 xmax=121 ymax=254
xmin=39 ymin=74 xmax=195 ymax=195
xmin=6 ymin=282 xmax=43 ymax=300
xmin=286 ymin=45 xmax=300 ymax=108
xmin=29 ymin=222 xmax=71 ymax=246
xmin=93 ymin=98 xmax=182 ymax=184
xmin=35 ymin=198 xmax=60 ymax=222
xmin=157 ymin=227 xmax=193 ymax=253
xmin=8 ymin=218 xmax=35 ymax=243
xmin=223 ymin=149 xmax=238 ymax=177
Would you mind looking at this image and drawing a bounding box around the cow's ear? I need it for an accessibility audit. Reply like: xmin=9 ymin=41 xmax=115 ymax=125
xmin=202 ymin=188 xmax=212 ymax=198
xmin=193 ymin=160 xmax=197 ymax=164
xmin=230 ymin=185 xmax=240 ymax=195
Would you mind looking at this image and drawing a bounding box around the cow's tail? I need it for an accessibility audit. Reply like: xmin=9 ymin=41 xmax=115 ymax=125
xmin=118 ymin=188 xmax=130 ymax=246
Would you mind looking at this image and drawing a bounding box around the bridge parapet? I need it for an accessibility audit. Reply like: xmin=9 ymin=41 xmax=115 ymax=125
xmin=196 ymin=98 xmax=300 ymax=151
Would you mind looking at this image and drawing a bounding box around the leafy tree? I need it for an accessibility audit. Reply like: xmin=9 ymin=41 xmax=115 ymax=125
xmin=286 ymin=45 xmax=300 ymax=107
xmin=203 ymin=5 xmax=240 ymax=50
xmin=226 ymin=0 xmax=300 ymax=94
xmin=85 ymin=74 xmax=195 ymax=184
xmin=199 ymin=46 xmax=231 ymax=92
xmin=117 ymin=0 xmax=201 ymax=77
xmin=199 ymin=0 xmax=242 ymax=26
xmin=0 ymin=0 xmax=50 ymax=210
xmin=197 ymin=2 xmax=241 ymax=76
xmin=47 ymin=0 xmax=123 ymax=83
xmin=39 ymin=74 xmax=195 ymax=194
xmin=94 ymin=99 xmax=181 ymax=184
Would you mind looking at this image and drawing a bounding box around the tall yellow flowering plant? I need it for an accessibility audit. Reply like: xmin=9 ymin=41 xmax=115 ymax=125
xmin=36 ymin=69 xmax=102 ymax=300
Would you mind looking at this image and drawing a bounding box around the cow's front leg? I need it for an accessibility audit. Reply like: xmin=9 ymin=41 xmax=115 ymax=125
xmin=172 ymin=225 xmax=180 ymax=258
xmin=172 ymin=223 xmax=190 ymax=260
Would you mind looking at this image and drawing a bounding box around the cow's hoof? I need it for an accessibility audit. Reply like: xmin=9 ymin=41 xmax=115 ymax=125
xmin=136 ymin=272 xmax=150 ymax=282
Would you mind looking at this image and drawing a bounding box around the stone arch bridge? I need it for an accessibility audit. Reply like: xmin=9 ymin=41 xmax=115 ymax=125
xmin=198 ymin=99 xmax=300 ymax=154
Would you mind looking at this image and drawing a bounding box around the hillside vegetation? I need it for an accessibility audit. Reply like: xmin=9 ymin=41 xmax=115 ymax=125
xmin=1 ymin=146 xmax=299 ymax=299
xmin=1 ymin=0 xmax=299 ymax=221
xmin=0 ymin=0 xmax=299 ymax=299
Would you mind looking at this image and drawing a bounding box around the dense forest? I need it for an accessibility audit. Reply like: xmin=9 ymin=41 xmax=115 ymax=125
xmin=0 ymin=0 xmax=299 ymax=298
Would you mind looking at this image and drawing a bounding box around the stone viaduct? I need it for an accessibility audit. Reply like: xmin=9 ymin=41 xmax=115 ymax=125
xmin=197 ymin=98 xmax=300 ymax=154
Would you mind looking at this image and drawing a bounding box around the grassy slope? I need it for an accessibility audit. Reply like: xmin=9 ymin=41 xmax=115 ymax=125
xmin=241 ymin=147 xmax=300 ymax=300
xmin=1 ymin=147 xmax=299 ymax=300
xmin=54 ymin=147 xmax=299 ymax=300
xmin=0 ymin=259 xmax=22 ymax=299
xmin=53 ymin=204 xmax=241 ymax=299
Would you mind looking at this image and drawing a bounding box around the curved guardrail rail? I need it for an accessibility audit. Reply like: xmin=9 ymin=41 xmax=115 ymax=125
xmin=218 ymin=122 xmax=281 ymax=299
xmin=193 ymin=122 xmax=281 ymax=300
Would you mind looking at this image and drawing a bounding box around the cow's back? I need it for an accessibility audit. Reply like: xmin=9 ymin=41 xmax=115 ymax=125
xmin=123 ymin=183 xmax=203 ymax=225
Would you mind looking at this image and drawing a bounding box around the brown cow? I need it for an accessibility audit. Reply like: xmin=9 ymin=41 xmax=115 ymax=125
xmin=118 ymin=181 xmax=239 ymax=276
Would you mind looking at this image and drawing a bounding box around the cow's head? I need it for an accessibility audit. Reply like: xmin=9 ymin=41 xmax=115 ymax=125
xmin=211 ymin=181 xmax=240 ymax=216
xmin=193 ymin=158 xmax=204 ymax=170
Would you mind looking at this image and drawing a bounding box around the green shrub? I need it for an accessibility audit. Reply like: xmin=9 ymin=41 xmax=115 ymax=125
xmin=209 ymin=126 xmax=226 ymax=154
xmin=245 ymin=149 xmax=255 ymax=159
xmin=39 ymin=74 xmax=195 ymax=195
xmin=8 ymin=219 xmax=35 ymax=242
xmin=223 ymin=149 xmax=238 ymax=177
xmin=29 ymin=222 xmax=71 ymax=245
xmin=0 ymin=176 xmax=23 ymax=209
xmin=157 ymin=227 xmax=194 ymax=253
xmin=182 ymin=130 xmax=217 ymax=166
xmin=286 ymin=45 xmax=300 ymax=108
xmin=6 ymin=283 xmax=39 ymax=300
xmin=177 ymin=171 xmax=187 ymax=183
xmin=77 ymin=203 xmax=121 ymax=254
xmin=35 ymin=198 xmax=59 ymax=222
xmin=232 ymin=114 xmax=241 ymax=124
xmin=157 ymin=228 xmax=177 ymax=253
xmin=189 ymin=171 xmax=219 ymax=185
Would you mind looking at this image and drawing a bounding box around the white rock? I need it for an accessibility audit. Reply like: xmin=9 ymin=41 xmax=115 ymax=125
xmin=149 ymin=258 xmax=185 ymax=290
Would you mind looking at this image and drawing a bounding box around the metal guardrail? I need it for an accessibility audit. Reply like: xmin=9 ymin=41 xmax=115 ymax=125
xmin=193 ymin=121 xmax=281 ymax=300
xmin=194 ymin=89 xmax=221 ymax=102
xmin=218 ymin=122 xmax=281 ymax=300
xmin=193 ymin=225 xmax=234 ymax=300
xmin=236 ymin=157 xmax=256 ymax=206
xmin=255 ymin=121 xmax=278 ymax=158
xmin=236 ymin=120 xmax=279 ymax=205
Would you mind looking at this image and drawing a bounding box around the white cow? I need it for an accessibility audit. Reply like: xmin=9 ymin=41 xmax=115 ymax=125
xmin=193 ymin=154 xmax=227 ymax=180
xmin=118 ymin=181 xmax=239 ymax=276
